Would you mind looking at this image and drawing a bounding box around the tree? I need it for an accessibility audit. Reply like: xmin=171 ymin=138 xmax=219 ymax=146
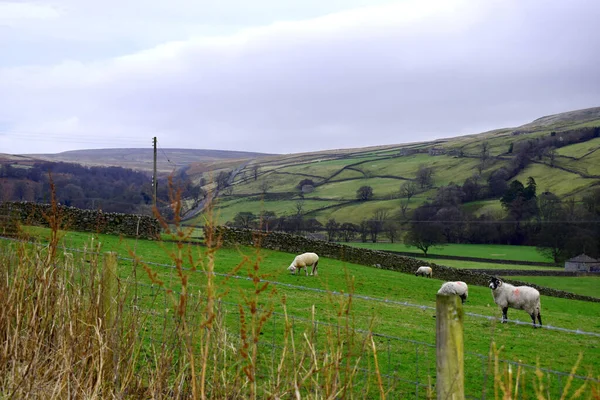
xmin=339 ymin=222 xmax=358 ymax=242
xmin=356 ymin=186 xmax=374 ymax=201
xmin=294 ymin=200 xmax=305 ymax=216
xmin=304 ymin=218 xmax=323 ymax=233
xmin=325 ymin=219 xmax=339 ymax=242
xmin=367 ymin=209 xmax=388 ymax=242
xmin=545 ymin=147 xmax=557 ymax=167
xmin=480 ymin=141 xmax=490 ymax=164
xmin=258 ymin=211 xmax=277 ymax=231
xmin=435 ymin=206 xmax=464 ymax=243
xmin=13 ymin=181 xmax=28 ymax=201
xmin=536 ymin=215 xmax=572 ymax=263
xmin=434 ymin=184 xmax=465 ymax=207
xmin=385 ymin=222 xmax=400 ymax=243
xmin=359 ymin=220 xmax=369 ymax=242
xmin=59 ymin=183 xmax=85 ymax=206
xmin=462 ymin=177 xmax=481 ymax=202
xmin=487 ymin=169 xmax=509 ymax=197
xmin=399 ymin=181 xmax=417 ymax=217
xmin=233 ymin=212 xmax=256 ymax=228
xmin=216 ymin=171 xmax=231 ymax=190
xmin=404 ymin=202 xmax=444 ymax=255
xmin=252 ymin=165 xmax=260 ymax=181
xmin=259 ymin=180 xmax=271 ymax=194
xmin=416 ymin=165 xmax=434 ymax=188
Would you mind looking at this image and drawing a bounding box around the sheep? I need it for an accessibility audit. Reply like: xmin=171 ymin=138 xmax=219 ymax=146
xmin=287 ymin=252 xmax=319 ymax=276
xmin=415 ymin=266 xmax=433 ymax=278
xmin=437 ymin=281 xmax=469 ymax=304
xmin=489 ymin=276 xmax=542 ymax=328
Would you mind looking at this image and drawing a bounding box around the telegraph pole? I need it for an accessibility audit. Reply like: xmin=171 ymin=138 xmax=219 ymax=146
xmin=152 ymin=137 xmax=157 ymax=209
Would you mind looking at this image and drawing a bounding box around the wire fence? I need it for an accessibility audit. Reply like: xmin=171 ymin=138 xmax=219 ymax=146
xmin=124 ymin=279 xmax=597 ymax=399
xmin=1 ymin=235 xmax=599 ymax=398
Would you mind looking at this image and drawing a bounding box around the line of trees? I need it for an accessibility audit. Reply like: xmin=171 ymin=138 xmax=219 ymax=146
xmin=0 ymin=161 xmax=204 ymax=215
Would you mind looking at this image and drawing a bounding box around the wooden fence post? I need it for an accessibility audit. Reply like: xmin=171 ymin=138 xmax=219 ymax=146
xmin=436 ymin=294 xmax=465 ymax=400
xmin=101 ymin=251 xmax=118 ymax=380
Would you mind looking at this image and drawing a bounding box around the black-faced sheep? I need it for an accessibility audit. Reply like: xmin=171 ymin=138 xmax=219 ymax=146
xmin=415 ymin=266 xmax=432 ymax=278
xmin=489 ymin=276 xmax=542 ymax=328
xmin=437 ymin=281 xmax=469 ymax=303
xmin=287 ymin=252 xmax=319 ymax=276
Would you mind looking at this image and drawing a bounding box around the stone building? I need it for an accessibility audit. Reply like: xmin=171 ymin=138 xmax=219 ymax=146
xmin=564 ymin=254 xmax=600 ymax=272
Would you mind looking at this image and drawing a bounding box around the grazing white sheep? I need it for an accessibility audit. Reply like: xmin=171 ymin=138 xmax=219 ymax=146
xmin=437 ymin=281 xmax=469 ymax=304
xmin=287 ymin=252 xmax=319 ymax=276
xmin=489 ymin=276 xmax=542 ymax=328
xmin=415 ymin=266 xmax=433 ymax=278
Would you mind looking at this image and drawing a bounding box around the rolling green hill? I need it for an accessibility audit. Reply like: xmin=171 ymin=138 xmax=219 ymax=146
xmin=187 ymin=107 xmax=600 ymax=226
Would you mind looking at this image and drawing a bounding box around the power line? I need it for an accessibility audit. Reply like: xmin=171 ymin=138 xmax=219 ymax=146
xmin=156 ymin=139 xmax=176 ymax=167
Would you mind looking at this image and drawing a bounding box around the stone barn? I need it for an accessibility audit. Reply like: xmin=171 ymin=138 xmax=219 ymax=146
xmin=564 ymin=254 xmax=600 ymax=272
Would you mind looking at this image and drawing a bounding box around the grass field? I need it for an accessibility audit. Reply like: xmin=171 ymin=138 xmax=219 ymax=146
xmin=6 ymin=225 xmax=600 ymax=397
xmin=416 ymin=258 xmax=560 ymax=271
xmin=556 ymin=136 xmax=600 ymax=158
xmin=344 ymin=242 xmax=553 ymax=263
xmin=512 ymin=163 xmax=597 ymax=197
xmin=510 ymin=276 xmax=600 ymax=298
xmin=211 ymin=197 xmax=343 ymax=223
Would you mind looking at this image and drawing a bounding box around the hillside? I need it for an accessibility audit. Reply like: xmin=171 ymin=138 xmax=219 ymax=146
xmin=24 ymin=148 xmax=276 ymax=174
xmin=185 ymin=106 xmax=600 ymax=231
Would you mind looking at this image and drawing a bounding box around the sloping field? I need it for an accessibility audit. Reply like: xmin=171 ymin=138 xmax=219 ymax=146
xmin=512 ymin=163 xmax=597 ymax=196
xmin=211 ymin=198 xmax=343 ymax=223
xmin=556 ymin=136 xmax=600 ymax=158
xmin=304 ymin=177 xmax=407 ymax=200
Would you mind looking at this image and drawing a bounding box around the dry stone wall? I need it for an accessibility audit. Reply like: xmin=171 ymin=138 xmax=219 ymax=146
xmin=1 ymin=201 xmax=160 ymax=239
xmin=211 ymin=226 xmax=600 ymax=303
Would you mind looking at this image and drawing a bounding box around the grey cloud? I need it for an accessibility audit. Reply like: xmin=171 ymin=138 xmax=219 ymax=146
xmin=1 ymin=0 xmax=600 ymax=154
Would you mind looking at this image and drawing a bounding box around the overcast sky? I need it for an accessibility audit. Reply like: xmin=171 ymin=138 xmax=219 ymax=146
xmin=1 ymin=0 xmax=599 ymax=155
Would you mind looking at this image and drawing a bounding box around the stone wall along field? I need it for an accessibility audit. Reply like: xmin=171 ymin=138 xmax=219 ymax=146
xmin=208 ymin=226 xmax=600 ymax=303
xmin=0 ymin=201 xmax=160 ymax=240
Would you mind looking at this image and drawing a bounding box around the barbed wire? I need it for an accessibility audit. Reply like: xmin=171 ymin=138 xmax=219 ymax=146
xmin=2 ymin=235 xmax=600 ymax=338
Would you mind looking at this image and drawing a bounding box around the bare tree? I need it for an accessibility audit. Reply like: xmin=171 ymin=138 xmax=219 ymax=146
xmin=545 ymin=147 xmax=557 ymax=167
xmin=252 ymin=165 xmax=260 ymax=181
xmin=399 ymin=181 xmax=417 ymax=218
xmin=480 ymin=141 xmax=490 ymax=164
xmin=368 ymin=209 xmax=389 ymax=242
xmin=385 ymin=222 xmax=400 ymax=243
xmin=259 ymin=180 xmax=271 ymax=194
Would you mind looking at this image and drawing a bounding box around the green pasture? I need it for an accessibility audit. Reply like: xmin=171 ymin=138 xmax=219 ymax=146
xmin=209 ymin=198 xmax=343 ymax=224
xmin=558 ymin=154 xmax=600 ymax=176
xmin=556 ymin=137 xmax=600 ymax=158
xmin=232 ymin=170 xmax=307 ymax=194
xmin=327 ymin=168 xmax=366 ymax=181
xmin=275 ymin=157 xmax=376 ymax=177
xmin=12 ymin=226 xmax=600 ymax=395
xmin=304 ymin=177 xmax=406 ymax=200
xmin=354 ymin=154 xmax=433 ymax=177
xmin=510 ymin=276 xmax=600 ymax=299
xmin=344 ymin=242 xmax=552 ymax=263
xmin=417 ymin=258 xmax=560 ymax=271
xmin=512 ymin=163 xmax=596 ymax=197
xmin=310 ymin=198 xmax=408 ymax=222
